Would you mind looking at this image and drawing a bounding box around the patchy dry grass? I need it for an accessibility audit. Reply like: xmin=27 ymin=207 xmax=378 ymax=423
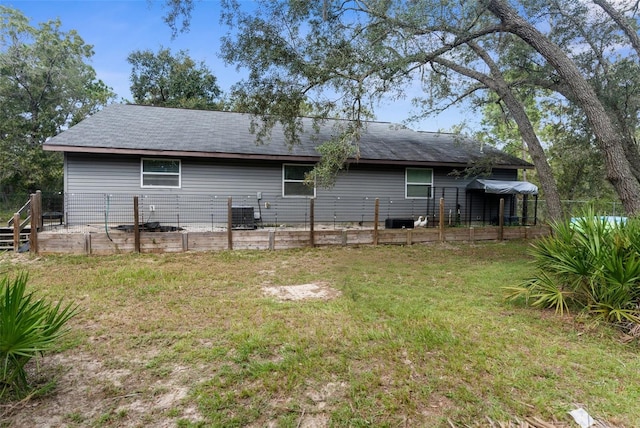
xmin=1 ymin=241 xmax=639 ymax=427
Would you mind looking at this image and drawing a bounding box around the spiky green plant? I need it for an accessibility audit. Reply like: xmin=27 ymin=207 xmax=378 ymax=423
xmin=0 ymin=272 xmax=78 ymax=399
xmin=506 ymin=209 xmax=640 ymax=325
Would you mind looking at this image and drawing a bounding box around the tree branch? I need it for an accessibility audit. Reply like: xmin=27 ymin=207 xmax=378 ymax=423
xmin=593 ymin=0 xmax=640 ymax=59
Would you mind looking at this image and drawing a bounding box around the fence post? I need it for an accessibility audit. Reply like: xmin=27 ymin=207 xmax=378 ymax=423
xmin=29 ymin=193 xmax=39 ymax=254
xmin=373 ymin=198 xmax=379 ymax=245
xmin=499 ymin=198 xmax=505 ymax=241
xmin=13 ymin=213 xmax=20 ymax=252
xmin=35 ymin=190 xmax=42 ymax=231
xmin=134 ymin=196 xmax=140 ymax=253
xmin=309 ymin=198 xmax=315 ymax=247
xmin=227 ymin=197 xmax=233 ymax=250
xmin=439 ymin=197 xmax=445 ymax=242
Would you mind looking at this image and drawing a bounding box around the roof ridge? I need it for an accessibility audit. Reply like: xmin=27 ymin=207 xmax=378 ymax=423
xmin=110 ymin=103 xmax=417 ymax=130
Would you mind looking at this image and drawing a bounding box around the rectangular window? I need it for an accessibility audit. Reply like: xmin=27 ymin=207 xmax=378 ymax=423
xmin=406 ymin=168 xmax=433 ymax=198
xmin=283 ymin=164 xmax=315 ymax=197
xmin=141 ymin=158 xmax=181 ymax=188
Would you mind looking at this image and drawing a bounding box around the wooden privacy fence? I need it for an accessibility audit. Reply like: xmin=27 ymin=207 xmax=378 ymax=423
xmin=33 ymin=196 xmax=550 ymax=255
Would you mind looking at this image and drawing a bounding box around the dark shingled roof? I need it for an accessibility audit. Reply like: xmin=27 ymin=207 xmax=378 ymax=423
xmin=44 ymin=104 xmax=532 ymax=169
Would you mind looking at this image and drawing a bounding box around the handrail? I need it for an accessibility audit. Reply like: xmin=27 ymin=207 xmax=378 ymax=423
xmin=7 ymin=199 xmax=31 ymax=227
xmin=19 ymin=215 xmax=31 ymax=230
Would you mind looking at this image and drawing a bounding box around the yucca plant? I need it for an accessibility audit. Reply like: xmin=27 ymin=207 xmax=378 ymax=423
xmin=0 ymin=272 xmax=78 ymax=399
xmin=507 ymin=208 xmax=640 ymax=326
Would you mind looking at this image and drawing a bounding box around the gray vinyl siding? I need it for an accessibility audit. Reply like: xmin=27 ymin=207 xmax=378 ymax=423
xmin=63 ymin=153 xmax=519 ymax=226
xmin=65 ymin=154 xmax=284 ymax=195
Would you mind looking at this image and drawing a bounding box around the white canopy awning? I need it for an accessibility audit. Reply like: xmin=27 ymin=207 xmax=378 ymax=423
xmin=466 ymin=179 xmax=538 ymax=195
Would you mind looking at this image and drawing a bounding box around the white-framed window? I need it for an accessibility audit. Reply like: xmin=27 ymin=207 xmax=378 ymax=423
xmin=141 ymin=158 xmax=181 ymax=188
xmin=283 ymin=164 xmax=315 ymax=197
xmin=406 ymin=168 xmax=433 ymax=198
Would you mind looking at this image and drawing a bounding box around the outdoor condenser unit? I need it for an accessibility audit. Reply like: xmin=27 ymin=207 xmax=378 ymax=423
xmin=231 ymin=206 xmax=256 ymax=230
xmin=384 ymin=218 xmax=415 ymax=229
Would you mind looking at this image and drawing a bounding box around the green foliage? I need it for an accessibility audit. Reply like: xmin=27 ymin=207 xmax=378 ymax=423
xmin=507 ymin=209 xmax=640 ymax=326
xmin=506 ymin=273 xmax=573 ymax=315
xmin=161 ymin=0 xmax=195 ymax=37
xmin=544 ymin=111 xmax=615 ymax=201
xmin=161 ymin=0 xmax=640 ymax=214
xmin=159 ymin=1 xmax=640 ymax=210
xmin=312 ymin=127 xmax=359 ymax=187
xmin=127 ymin=47 xmax=223 ymax=110
xmin=0 ymin=6 xmax=114 ymax=193
xmin=0 ymin=272 xmax=78 ymax=399
xmin=214 ymin=0 xmax=640 ymax=207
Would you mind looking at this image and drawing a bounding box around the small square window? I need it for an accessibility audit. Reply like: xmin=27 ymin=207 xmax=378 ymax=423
xmin=141 ymin=159 xmax=181 ymax=188
xmin=406 ymin=168 xmax=433 ymax=199
xmin=283 ymin=164 xmax=315 ymax=197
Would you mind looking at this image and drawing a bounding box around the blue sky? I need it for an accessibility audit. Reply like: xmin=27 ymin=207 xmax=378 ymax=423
xmin=2 ymin=0 xmax=472 ymax=132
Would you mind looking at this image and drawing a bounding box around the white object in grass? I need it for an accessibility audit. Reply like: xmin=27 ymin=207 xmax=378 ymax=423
xmin=569 ymin=408 xmax=594 ymax=428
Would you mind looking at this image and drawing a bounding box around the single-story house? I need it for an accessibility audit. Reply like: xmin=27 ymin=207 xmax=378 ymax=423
xmin=43 ymin=104 xmax=537 ymax=228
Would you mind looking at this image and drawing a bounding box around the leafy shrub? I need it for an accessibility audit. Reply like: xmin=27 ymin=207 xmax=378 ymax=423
xmin=0 ymin=272 xmax=78 ymax=399
xmin=506 ymin=209 xmax=640 ymax=326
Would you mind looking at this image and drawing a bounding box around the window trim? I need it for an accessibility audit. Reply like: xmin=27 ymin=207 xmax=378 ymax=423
xmin=141 ymin=158 xmax=182 ymax=189
xmin=282 ymin=163 xmax=316 ymax=198
xmin=405 ymin=167 xmax=434 ymax=199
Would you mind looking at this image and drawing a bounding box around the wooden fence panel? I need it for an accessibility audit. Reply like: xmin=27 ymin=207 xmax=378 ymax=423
xmin=377 ymin=230 xmax=412 ymax=245
xmin=524 ymin=226 xmax=551 ymax=239
xmin=34 ymin=225 xmax=551 ymax=255
xmin=140 ymin=232 xmax=183 ymax=253
xmin=188 ymin=232 xmax=229 ymax=251
xmin=345 ymin=230 xmax=375 ymax=245
xmin=89 ymin=233 xmax=136 ymax=255
xmin=38 ymin=233 xmax=86 ymax=255
xmin=470 ymin=227 xmax=500 ymax=241
xmin=273 ymin=231 xmax=311 ymax=250
xmin=410 ymin=229 xmax=440 ymax=244
xmin=443 ymin=228 xmax=474 ymax=242
xmin=233 ymin=230 xmax=271 ymax=250
xmin=502 ymin=227 xmax=526 ymax=240
xmin=314 ymin=230 xmax=344 ymax=246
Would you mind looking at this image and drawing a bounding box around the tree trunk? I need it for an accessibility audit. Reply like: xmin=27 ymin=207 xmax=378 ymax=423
xmin=485 ymin=0 xmax=640 ymax=216
xmin=619 ymin=131 xmax=640 ymax=183
xmin=465 ymin=41 xmax=565 ymax=221
xmin=593 ymin=0 xmax=640 ymax=59
xmin=594 ymin=0 xmax=640 ymax=185
xmin=498 ymin=88 xmax=564 ymax=220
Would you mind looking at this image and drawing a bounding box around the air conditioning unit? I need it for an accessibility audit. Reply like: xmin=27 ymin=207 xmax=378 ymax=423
xmin=385 ymin=218 xmax=415 ymax=229
xmin=231 ymin=206 xmax=256 ymax=230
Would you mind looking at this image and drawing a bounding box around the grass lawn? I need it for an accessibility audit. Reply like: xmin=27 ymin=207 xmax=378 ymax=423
xmin=1 ymin=241 xmax=639 ymax=427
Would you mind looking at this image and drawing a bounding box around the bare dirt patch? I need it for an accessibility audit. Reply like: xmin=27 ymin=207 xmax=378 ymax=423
xmin=0 ymin=252 xmax=41 ymax=266
xmin=262 ymin=281 xmax=342 ymax=301
xmin=1 ymin=352 xmax=204 ymax=428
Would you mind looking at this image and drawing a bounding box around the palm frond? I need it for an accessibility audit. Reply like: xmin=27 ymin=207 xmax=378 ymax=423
xmin=0 ymin=273 xmax=78 ymax=399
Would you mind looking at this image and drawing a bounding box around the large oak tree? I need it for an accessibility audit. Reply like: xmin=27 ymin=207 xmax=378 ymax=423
xmin=0 ymin=6 xmax=114 ymax=193
xmin=162 ymin=0 xmax=640 ymax=218
xmin=127 ymin=47 xmax=223 ymax=110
